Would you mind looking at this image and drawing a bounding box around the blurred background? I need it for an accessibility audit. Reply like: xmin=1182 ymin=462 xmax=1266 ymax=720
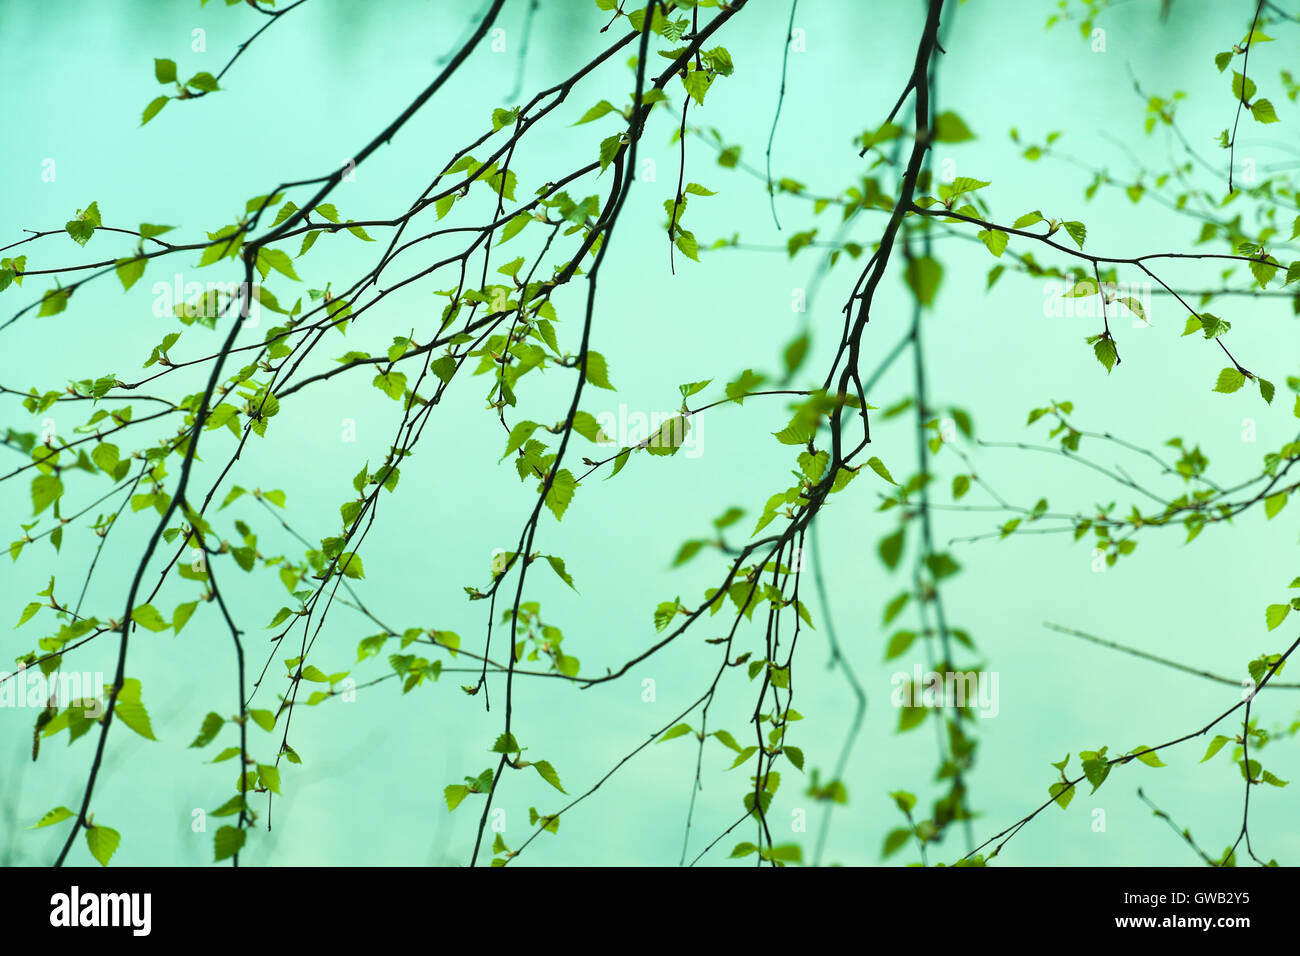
xmin=1 ymin=0 xmax=1298 ymax=866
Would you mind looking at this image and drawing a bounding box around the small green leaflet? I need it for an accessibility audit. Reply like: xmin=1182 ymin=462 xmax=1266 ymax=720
xmin=867 ymin=457 xmax=895 ymax=484
xmin=533 ymin=760 xmax=566 ymax=793
xmin=114 ymin=678 xmax=157 ymax=741
xmin=29 ymin=806 xmax=75 ymax=829
xmin=86 ymin=825 xmax=120 ymax=866
xmin=214 ymin=825 xmax=245 ymax=861
xmin=1212 ymin=367 xmax=1246 ymax=394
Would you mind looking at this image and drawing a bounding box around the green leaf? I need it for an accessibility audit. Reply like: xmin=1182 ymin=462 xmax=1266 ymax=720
xmin=725 ymin=370 xmax=764 ymax=404
xmin=115 ymin=256 xmax=147 ymax=291
xmin=1117 ymin=297 xmax=1146 ymax=322
xmin=885 ymin=629 xmax=916 ymax=659
xmin=574 ymin=99 xmax=618 ymax=125
xmin=190 ymin=712 xmax=224 ymax=748
xmin=1249 ymin=258 xmax=1278 ymax=289
xmin=256 ymin=763 xmax=281 ymax=794
xmin=214 ymin=825 xmax=245 ymax=861
xmin=338 ymin=552 xmax=365 ymax=579
xmin=730 ymin=745 xmax=759 ymax=768
xmin=1130 ymin=745 xmax=1165 ymax=768
xmin=891 ymin=790 xmax=917 ymax=814
xmin=86 ymin=825 xmax=120 ymax=866
xmin=878 ymin=528 xmax=904 ymax=569
xmin=1076 ymin=762 xmax=1111 ymax=802
xmin=114 ymin=678 xmax=157 ymax=740
xmin=491 ymin=733 xmax=521 ymax=755
xmin=31 ymin=474 xmax=63 ymax=515
xmin=782 ymin=335 xmax=809 ymax=377
xmin=372 ymin=370 xmax=407 ymax=401
xmin=599 ymin=133 xmax=624 ymax=172
xmin=898 ymin=705 xmax=926 ymax=732
xmin=658 ymin=723 xmax=693 ymax=743
xmin=543 ymin=469 xmax=577 ymax=521
xmin=645 ymin=415 xmax=689 ymax=456
xmin=1062 ymin=221 xmax=1086 ymax=249
xmin=934 ymin=111 xmax=975 ymax=142
xmin=904 ymin=255 xmax=942 ymax=305
xmin=945 ymin=176 xmax=989 ymax=198
xmin=141 ymin=95 xmax=169 ymax=125
xmin=571 ymin=410 xmax=608 ymax=443
xmin=503 ymin=420 xmax=539 ymax=458
xmin=30 ymin=806 xmax=75 ymax=829
xmin=212 ymin=795 xmax=247 ymax=818
xmin=682 ymin=69 xmax=712 ymax=105
xmin=584 ymin=351 xmax=615 ymax=390
xmin=1232 ymin=71 xmax=1256 ymax=104
xmin=883 ymin=591 xmax=910 ymax=624
xmin=130 ymin=604 xmax=170 ymax=632
xmin=533 ymin=760 xmax=566 ymax=793
xmin=1093 ymin=337 xmax=1117 ymax=373
xmin=500 ymin=213 xmax=530 ymax=243
xmin=38 ymin=287 xmax=70 ymax=317
xmin=173 ymin=601 xmax=198 ymax=634
xmin=271 ymin=201 xmax=301 ymax=227
xmin=926 ymin=552 xmax=960 ymax=580
xmin=1201 ymin=735 xmax=1230 ymax=762
xmin=1265 ymin=603 xmax=1290 ymax=631
xmin=66 ymin=209 xmax=99 ymax=246
xmin=444 ymin=784 xmax=470 ymax=811
xmin=545 ymin=555 xmax=577 ymax=590
xmin=257 ymin=248 xmax=300 ymax=282
xmin=866 ymin=457 xmax=896 ymax=484
xmin=977 ymin=228 xmax=1008 ymax=258
xmin=1251 ymin=98 xmax=1279 ymax=123
xmin=187 ymin=71 xmax=219 ymax=93
xmin=1213 ymin=367 xmax=1246 ymax=394
xmin=784 ymin=746 xmax=804 ymax=771
xmin=678 ymin=380 xmax=711 ymax=401
xmin=17 ymin=601 xmax=41 ymax=627
xmin=674 ymin=230 xmax=700 ymax=262
xmin=882 ymin=827 xmax=910 ymax=857
xmin=1049 ymin=781 xmax=1074 ymax=810
xmin=1062 ymin=278 xmax=1098 ymax=297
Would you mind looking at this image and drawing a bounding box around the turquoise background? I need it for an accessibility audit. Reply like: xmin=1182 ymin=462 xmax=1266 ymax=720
xmin=2 ymin=0 xmax=1297 ymax=866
